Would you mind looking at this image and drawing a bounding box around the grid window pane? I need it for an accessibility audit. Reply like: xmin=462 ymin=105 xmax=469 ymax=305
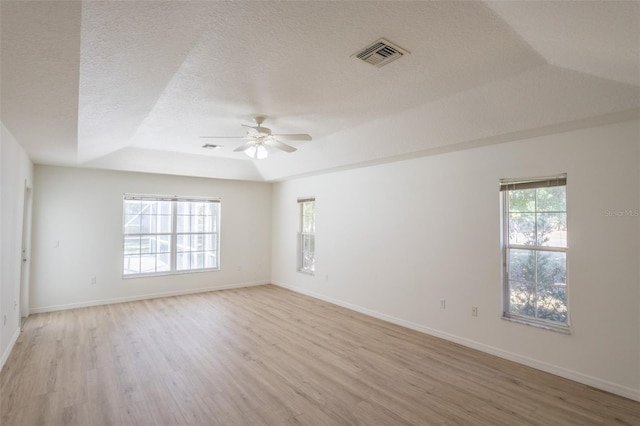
xmin=536 ymin=212 xmax=567 ymax=247
xmin=191 ymin=252 xmax=204 ymax=269
xmin=193 ymin=202 xmax=205 ymax=215
xmin=176 ymin=215 xmax=187 ymax=233
xmin=508 ymin=249 xmax=535 ymax=283
xmin=124 ymin=196 xmax=219 ymax=275
xmin=509 ymin=189 xmax=535 ymax=213
xmin=204 ymin=216 xmax=214 ymax=232
xmin=204 ymin=234 xmax=215 ymax=251
xmin=124 ymin=255 xmax=141 ymax=275
xmin=536 ymin=284 xmax=567 ymax=323
xmin=140 ymin=254 xmax=157 ymax=273
xmin=204 ymin=251 xmax=217 ymax=269
xmin=124 ymin=236 xmax=140 ymax=255
xmin=124 ymin=200 xmax=142 ymax=215
xmin=156 ymin=253 xmax=171 ymax=272
xmin=508 ymin=213 xmax=535 ymax=245
xmin=509 ymin=280 xmax=536 ymax=318
xmin=158 ymin=214 xmax=172 ymax=233
xmin=177 ymin=202 xmax=190 ymax=215
xmin=537 ymin=251 xmax=566 ymax=285
xmin=177 ymin=235 xmax=190 ymax=253
xmin=174 ymin=201 xmax=218 ymax=271
xmin=191 ymin=235 xmax=203 ymax=251
xmin=141 ymin=201 xmax=156 ymax=215
xmin=210 ymin=204 xmax=220 ymax=231
xmin=537 ymin=187 xmax=566 ymax=212
xmin=139 ymin=214 xmax=153 ymax=234
xmin=124 ymin=214 xmax=141 ymax=234
xmin=158 ymin=201 xmax=171 ymax=215
xmin=157 ymin=235 xmax=171 ymax=253
xmin=297 ymin=199 xmax=316 ymax=273
xmin=301 ymin=201 xmax=315 ymax=233
xmin=301 ymin=234 xmax=315 ymax=272
xmin=507 ymin=249 xmax=567 ymax=322
xmin=191 ymin=215 xmax=204 ymax=233
xmin=176 ymin=252 xmax=189 ymax=270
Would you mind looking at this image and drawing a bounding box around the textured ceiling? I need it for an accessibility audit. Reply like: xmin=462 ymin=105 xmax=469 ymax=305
xmin=1 ymin=1 xmax=639 ymax=181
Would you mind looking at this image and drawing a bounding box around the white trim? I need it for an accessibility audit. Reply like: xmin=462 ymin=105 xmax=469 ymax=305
xmin=501 ymin=179 xmax=569 ymax=332
xmin=0 ymin=327 xmax=21 ymax=372
xmin=30 ymin=280 xmax=268 ymax=314
xmin=124 ymin=193 xmax=220 ymax=202
xmin=122 ymin=197 xmax=221 ymax=276
xmin=272 ymin=280 xmax=640 ymax=402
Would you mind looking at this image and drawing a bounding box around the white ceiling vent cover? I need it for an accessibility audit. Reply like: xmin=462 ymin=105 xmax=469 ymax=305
xmin=353 ymin=38 xmax=409 ymax=68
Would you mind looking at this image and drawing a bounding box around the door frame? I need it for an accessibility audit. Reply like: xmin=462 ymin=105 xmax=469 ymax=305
xmin=19 ymin=179 xmax=33 ymax=327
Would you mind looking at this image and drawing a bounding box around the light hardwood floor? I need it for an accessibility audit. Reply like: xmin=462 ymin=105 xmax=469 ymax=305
xmin=1 ymin=285 xmax=638 ymax=425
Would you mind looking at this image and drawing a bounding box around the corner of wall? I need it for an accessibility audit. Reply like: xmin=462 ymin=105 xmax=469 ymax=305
xmin=0 ymin=327 xmax=21 ymax=372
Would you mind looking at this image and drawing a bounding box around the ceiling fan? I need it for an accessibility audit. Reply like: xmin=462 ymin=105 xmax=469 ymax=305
xmin=201 ymin=116 xmax=312 ymax=160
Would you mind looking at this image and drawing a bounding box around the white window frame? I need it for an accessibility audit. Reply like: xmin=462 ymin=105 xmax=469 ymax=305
xmin=297 ymin=197 xmax=316 ymax=275
xmin=500 ymin=175 xmax=569 ymax=333
xmin=123 ymin=194 xmax=221 ymax=277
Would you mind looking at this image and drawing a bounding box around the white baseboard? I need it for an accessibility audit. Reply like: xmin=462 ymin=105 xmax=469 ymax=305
xmin=272 ymin=281 xmax=640 ymax=402
xmin=0 ymin=326 xmax=21 ymax=372
xmin=30 ymin=280 xmax=269 ymax=314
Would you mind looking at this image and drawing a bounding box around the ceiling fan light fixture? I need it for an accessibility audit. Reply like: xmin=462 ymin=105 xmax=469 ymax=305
xmin=245 ymin=144 xmax=268 ymax=160
xmin=205 ymin=117 xmax=310 ymax=159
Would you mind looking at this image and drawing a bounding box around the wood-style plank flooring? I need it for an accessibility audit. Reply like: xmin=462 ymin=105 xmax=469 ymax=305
xmin=1 ymin=285 xmax=639 ymax=425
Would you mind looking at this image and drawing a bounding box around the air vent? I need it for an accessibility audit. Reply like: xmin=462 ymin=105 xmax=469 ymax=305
xmin=353 ymin=38 xmax=409 ymax=68
xmin=202 ymin=143 xmax=222 ymax=150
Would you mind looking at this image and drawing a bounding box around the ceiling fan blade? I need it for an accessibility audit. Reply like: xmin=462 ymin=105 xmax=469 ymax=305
xmin=265 ymin=138 xmax=297 ymax=153
xmin=271 ymin=133 xmax=312 ymax=141
xmin=200 ymin=136 xmax=246 ymax=139
xmin=233 ymin=141 xmax=257 ymax=152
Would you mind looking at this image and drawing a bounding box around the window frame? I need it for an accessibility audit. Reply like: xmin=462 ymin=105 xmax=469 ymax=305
xmin=122 ymin=194 xmax=221 ymax=278
xmin=500 ymin=175 xmax=570 ymax=333
xmin=297 ymin=197 xmax=316 ymax=275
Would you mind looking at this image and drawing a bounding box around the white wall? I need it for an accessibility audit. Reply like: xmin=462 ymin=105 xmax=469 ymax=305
xmin=1 ymin=123 xmax=34 ymax=370
xmin=271 ymin=119 xmax=640 ymax=401
xmin=31 ymin=166 xmax=271 ymax=312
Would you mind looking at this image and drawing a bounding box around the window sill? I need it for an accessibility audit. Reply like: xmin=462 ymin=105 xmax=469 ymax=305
xmin=123 ymin=267 xmax=220 ymax=279
xmin=501 ymin=315 xmax=571 ymax=335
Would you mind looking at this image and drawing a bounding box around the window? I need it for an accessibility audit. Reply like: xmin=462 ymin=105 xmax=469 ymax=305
xmin=123 ymin=194 xmax=220 ymax=276
xmin=297 ymin=197 xmax=315 ymax=274
xmin=500 ymin=175 xmax=568 ymax=332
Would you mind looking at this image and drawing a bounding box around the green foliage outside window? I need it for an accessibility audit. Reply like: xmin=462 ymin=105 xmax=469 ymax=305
xmin=505 ymin=185 xmax=567 ymax=325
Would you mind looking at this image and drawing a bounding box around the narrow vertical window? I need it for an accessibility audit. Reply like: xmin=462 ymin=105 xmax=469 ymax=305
xmin=297 ymin=197 xmax=316 ymax=274
xmin=500 ymin=175 xmax=568 ymax=332
xmin=123 ymin=194 xmax=220 ymax=276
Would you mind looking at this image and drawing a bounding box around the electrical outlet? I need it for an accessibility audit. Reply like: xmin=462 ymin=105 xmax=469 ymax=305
xmin=3 ymin=315 xmax=6 ymax=326
xmin=440 ymin=299 xmax=446 ymax=309
xmin=91 ymin=276 xmax=97 ymax=285
xmin=472 ymin=306 xmax=478 ymax=317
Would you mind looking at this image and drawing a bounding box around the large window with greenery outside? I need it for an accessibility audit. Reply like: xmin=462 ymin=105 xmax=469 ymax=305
xmin=297 ymin=197 xmax=315 ymax=274
xmin=123 ymin=194 xmax=220 ymax=276
xmin=501 ymin=175 xmax=568 ymax=332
